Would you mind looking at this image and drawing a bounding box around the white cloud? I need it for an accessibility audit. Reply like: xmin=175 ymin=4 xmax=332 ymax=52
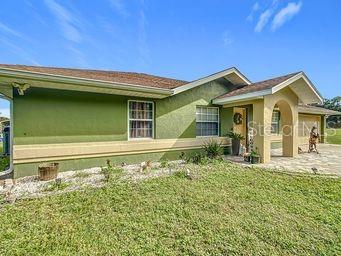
xmin=137 ymin=0 xmax=150 ymax=65
xmin=271 ymin=2 xmax=302 ymax=31
xmin=109 ymin=0 xmax=129 ymax=17
xmin=0 ymin=22 xmax=24 ymax=39
xmin=255 ymin=9 xmax=273 ymax=32
xmin=0 ymin=37 xmax=40 ymax=65
xmin=44 ymin=0 xmax=82 ymax=43
xmin=0 ymin=108 xmax=10 ymax=118
xmin=246 ymin=2 xmax=260 ymax=21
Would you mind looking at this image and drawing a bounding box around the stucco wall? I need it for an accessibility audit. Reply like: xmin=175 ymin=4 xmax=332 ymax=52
xmin=13 ymin=88 xmax=129 ymax=145
xmin=13 ymin=81 xmax=230 ymax=145
xmin=11 ymin=81 xmax=233 ymax=177
xmin=155 ymin=81 xmax=230 ymax=139
xmin=14 ymin=149 xmax=203 ymax=178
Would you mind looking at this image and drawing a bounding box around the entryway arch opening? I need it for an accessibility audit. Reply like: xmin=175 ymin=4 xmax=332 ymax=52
xmin=0 ymin=93 xmax=12 ymax=178
xmin=270 ymin=99 xmax=295 ymax=158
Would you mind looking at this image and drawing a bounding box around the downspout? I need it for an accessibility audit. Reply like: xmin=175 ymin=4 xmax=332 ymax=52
xmin=0 ymin=92 xmax=14 ymax=180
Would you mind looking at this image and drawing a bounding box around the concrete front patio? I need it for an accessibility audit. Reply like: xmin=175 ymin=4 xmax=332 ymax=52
xmin=225 ymin=144 xmax=341 ymax=176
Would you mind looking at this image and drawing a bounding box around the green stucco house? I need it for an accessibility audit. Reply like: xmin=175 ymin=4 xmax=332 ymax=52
xmin=0 ymin=64 xmax=338 ymax=178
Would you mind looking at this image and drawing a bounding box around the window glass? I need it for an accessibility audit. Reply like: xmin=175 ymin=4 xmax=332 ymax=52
xmin=271 ymin=111 xmax=280 ymax=134
xmin=129 ymin=101 xmax=153 ymax=139
xmin=196 ymin=106 xmax=219 ymax=136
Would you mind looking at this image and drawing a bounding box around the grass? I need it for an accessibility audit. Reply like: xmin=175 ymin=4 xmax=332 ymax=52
xmin=326 ymin=128 xmax=341 ymax=144
xmin=0 ymin=163 xmax=340 ymax=255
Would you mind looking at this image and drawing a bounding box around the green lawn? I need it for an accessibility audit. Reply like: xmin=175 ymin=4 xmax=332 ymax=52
xmin=326 ymin=128 xmax=341 ymax=144
xmin=1 ymin=163 xmax=340 ymax=255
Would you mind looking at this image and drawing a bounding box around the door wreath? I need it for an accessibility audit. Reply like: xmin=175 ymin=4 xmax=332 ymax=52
xmin=233 ymin=113 xmax=243 ymax=125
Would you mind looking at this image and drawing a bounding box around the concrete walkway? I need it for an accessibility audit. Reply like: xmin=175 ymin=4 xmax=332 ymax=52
xmin=226 ymin=144 xmax=341 ymax=176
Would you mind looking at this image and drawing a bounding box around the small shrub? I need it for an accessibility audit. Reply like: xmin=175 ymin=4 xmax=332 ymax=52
xmin=200 ymin=156 xmax=212 ymax=165
xmin=179 ymin=152 xmax=186 ymax=161
xmin=186 ymin=153 xmax=224 ymax=166
xmin=190 ymin=153 xmax=204 ymax=164
xmin=174 ymin=169 xmax=186 ymax=179
xmin=203 ymin=140 xmax=223 ymax=159
xmin=174 ymin=168 xmax=200 ymax=180
xmin=43 ymin=179 xmax=69 ymax=192
xmin=226 ymin=131 xmax=245 ymax=141
xmin=101 ymin=160 xmax=123 ymax=182
xmin=0 ymin=156 xmax=10 ymax=171
xmin=160 ymin=159 xmax=169 ymax=168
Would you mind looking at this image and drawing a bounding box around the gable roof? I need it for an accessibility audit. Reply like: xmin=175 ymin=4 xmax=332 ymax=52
xmin=216 ymin=72 xmax=299 ymax=99
xmin=213 ymin=72 xmax=324 ymax=105
xmin=173 ymin=67 xmax=251 ymax=95
xmin=0 ymin=64 xmax=188 ymax=90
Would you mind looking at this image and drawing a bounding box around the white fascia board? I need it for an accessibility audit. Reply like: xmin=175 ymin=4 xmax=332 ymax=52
xmin=271 ymin=72 xmax=303 ymax=93
xmin=300 ymin=73 xmax=324 ymax=104
xmin=172 ymin=67 xmax=251 ymax=95
xmin=0 ymin=67 xmax=173 ymax=96
xmin=212 ymin=89 xmax=271 ymax=105
xmin=271 ymin=72 xmax=324 ymax=104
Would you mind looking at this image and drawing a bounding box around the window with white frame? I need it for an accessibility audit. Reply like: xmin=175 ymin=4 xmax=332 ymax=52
xmin=271 ymin=110 xmax=280 ymax=134
xmin=128 ymin=100 xmax=154 ymax=139
xmin=196 ymin=106 xmax=219 ymax=137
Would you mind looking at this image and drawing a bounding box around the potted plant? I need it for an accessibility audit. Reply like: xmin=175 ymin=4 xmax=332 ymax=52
xmin=250 ymin=148 xmax=260 ymax=164
xmin=243 ymin=152 xmax=251 ymax=162
xmin=226 ymin=131 xmax=245 ymax=156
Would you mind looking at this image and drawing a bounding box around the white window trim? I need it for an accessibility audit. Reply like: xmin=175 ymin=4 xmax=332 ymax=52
xmin=128 ymin=100 xmax=154 ymax=140
xmin=271 ymin=110 xmax=280 ymax=135
xmin=196 ymin=106 xmax=220 ymax=138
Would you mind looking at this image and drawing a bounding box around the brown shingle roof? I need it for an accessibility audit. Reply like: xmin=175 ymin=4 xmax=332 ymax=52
xmin=298 ymin=105 xmax=341 ymax=115
xmin=217 ymin=72 xmax=300 ymax=99
xmin=0 ymin=64 xmax=188 ymax=89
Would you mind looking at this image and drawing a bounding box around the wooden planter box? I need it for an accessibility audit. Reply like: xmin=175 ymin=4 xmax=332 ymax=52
xmin=38 ymin=163 xmax=59 ymax=181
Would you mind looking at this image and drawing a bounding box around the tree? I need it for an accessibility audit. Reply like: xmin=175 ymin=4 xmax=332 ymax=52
xmin=317 ymin=97 xmax=341 ymax=128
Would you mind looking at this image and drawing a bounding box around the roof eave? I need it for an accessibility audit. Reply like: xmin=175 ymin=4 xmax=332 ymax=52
xmin=298 ymin=107 xmax=341 ymax=116
xmin=212 ymin=89 xmax=271 ymax=105
xmin=0 ymin=67 xmax=173 ymax=98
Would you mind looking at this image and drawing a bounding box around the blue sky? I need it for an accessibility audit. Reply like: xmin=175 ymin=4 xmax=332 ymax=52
xmin=0 ymin=0 xmax=340 ymax=115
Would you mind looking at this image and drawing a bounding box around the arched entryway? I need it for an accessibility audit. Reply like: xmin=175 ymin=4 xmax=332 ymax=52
xmin=251 ymin=87 xmax=299 ymax=163
xmin=270 ymin=100 xmax=295 ymax=158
